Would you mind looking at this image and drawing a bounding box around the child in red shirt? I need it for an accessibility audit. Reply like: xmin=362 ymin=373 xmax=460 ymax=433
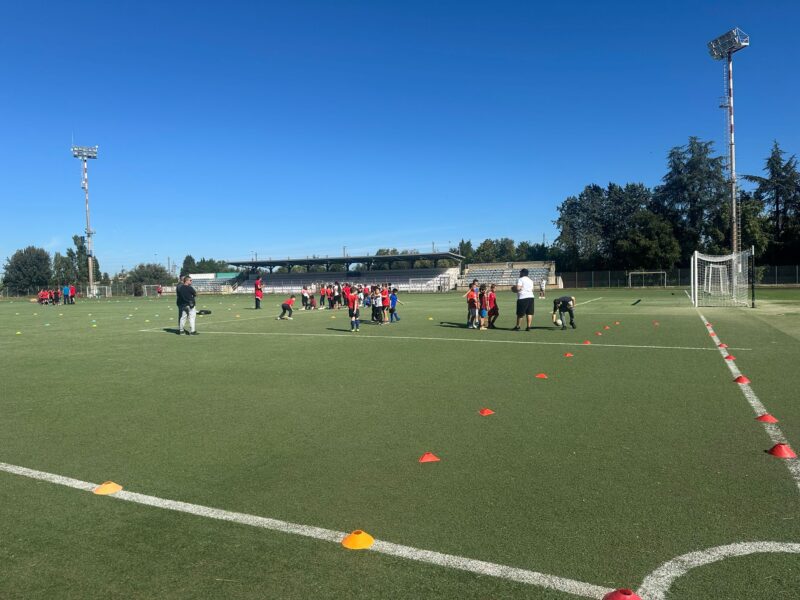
xmin=277 ymin=295 xmax=296 ymax=320
xmin=466 ymin=284 xmax=479 ymax=329
xmin=487 ymin=284 xmax=499 ymax=329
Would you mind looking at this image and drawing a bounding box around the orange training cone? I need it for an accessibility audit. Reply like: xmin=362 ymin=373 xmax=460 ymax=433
xmin=734 ymin=375 xmax=750 ymax=384
xmin=709 ymin=332 xmax=715 ymax=337
xmin=341 ymin=530 xmax=375 ymax=550
xmin=718 ymin=343 xmax=728 ymax=348
xmin=614 ymin=321 xmax=620 ymax=325
xmin=583 ymin=340 xmax=591 ymax=345
xmin=756 ymin=414 xmax=778 ymax=423
xmin=653 ymin=321 xmax=660 ymax=326
xmin=564 ymin=352 xmax=574 ymax=358
xmin=725 ymin=355 xmax=736 ymax=361
xmin=93 ymin=481 xmax=123 ymax=495
xmin=603 ymin=590 xmax=642 ymax=600
xmin=535 ymin=373 xmax=548 ymax=379
xmin=478 ymin=408 xmax=494 ymax=416
xmin=595 ymin=331 xmax=602 ymax=336
xmin=768 ymin=444 xmax=797 ymax=459
xmin=603 ymin=325 xmax=611 ymax=330
xmin=419 ymin=452 xmax=440 ymax=463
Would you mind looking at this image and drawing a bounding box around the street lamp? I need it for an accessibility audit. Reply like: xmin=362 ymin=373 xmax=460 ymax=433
xmin=708 ymin=28 xmax=749 ymax=255
xmin=71 ymin=145 xmax=99 ymax=295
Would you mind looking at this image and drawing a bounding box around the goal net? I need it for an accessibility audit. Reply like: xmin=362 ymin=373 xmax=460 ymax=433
xmin=142 ymin=285 xmax=164 ymax=297
xmin=691 ymin=248 xmax=754 ymax=307
xmin=406 ymin=275 xmax=455 ymax=293
xmin=628 ymin=271 xmax=667 ymax=288
xmin=87 ymin=285 xmax=111 ymax=298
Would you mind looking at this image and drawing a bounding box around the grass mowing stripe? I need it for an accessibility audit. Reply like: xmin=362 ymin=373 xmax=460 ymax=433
xmin=698 ymin=312 xmax=800 ymax=494
xmin=0 ymin=460 xmax=614 ymax=599
xmin=637 ymin=541 xmax=800 ymax=600
xmin=139 ymin=328 xmax=750 ymax=352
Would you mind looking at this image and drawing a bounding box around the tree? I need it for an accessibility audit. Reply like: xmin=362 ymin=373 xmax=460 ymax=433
xmin=195 ymin=257 xmax=230 ymax=273
xmin=181 ymin=255 xmax=197 ymax=277
xmin=125 ymin=263 xmax=172 ymax=295
xmin=653 ymin=137 xmax=728 ymax=263
xmin=3 ymin=246 xmax=52 ymax=291
xmin=452 ymin=239 xmax=474 ymax=262
xmin=473 ymin=239 xmax=498 ymax=263
xmin=51 ymin=252 xmax=77 ymax=285
xmin=613 ymin=210 xmax=680 ymax=269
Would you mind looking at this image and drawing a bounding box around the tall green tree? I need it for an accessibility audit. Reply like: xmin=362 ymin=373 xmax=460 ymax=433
xmin=126 ymin=263 xmax=172 ymax=295
xmin=652 ymin=137 xmax=728 ymax=263
xmin=51 ymin=252 xmax=77 ymax=285
xmin=613 ymin=210 xmax=680 ymax=269
xmin=181 ymin=255 xmax=197 ymax=277
xmin=3 ymin=246 xmax=52 ymax=290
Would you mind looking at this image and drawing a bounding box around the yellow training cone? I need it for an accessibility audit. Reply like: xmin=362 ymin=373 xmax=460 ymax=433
xmin=93 ymin=481 xmax=123 ymax=495
xmin=341 ymin=530 xmax=374 ymax=550
xmin=427 ymin=317 xmax=433 ymax=320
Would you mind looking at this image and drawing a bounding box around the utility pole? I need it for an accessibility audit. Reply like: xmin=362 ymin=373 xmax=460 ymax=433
xmin=71 ymin=145 xmax=98 ymax=295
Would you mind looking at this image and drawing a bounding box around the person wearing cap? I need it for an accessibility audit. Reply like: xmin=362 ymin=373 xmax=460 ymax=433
xmin=176 ymin=275 xmax=198 ymax=335
xmin=513 ymin=268 xmax=535 ymax=331
xmin=552 ymin=295 xmax=577 ymax=330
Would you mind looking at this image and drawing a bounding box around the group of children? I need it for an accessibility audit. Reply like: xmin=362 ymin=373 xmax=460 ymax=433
xmin=37 ymin=285 xmax=77 ymax=305
xmin=464 ymin=281 xmax=500 ymax=330
xmin=276 ymin=283 xmax=405 ymax=330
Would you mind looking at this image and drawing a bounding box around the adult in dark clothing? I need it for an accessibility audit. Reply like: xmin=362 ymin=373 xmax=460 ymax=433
xmin=552 ymin=295 xmax=576 ymax=330
xmin=176 ymin=276 xmax=198 ymax=335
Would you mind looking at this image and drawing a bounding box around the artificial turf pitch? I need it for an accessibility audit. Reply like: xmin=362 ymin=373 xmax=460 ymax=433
xmin=1 ymin=288 xmax=799 ymax=599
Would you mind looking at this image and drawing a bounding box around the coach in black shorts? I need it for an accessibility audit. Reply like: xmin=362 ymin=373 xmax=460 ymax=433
xmin=513 ymin=268 xmax=535 ymax=331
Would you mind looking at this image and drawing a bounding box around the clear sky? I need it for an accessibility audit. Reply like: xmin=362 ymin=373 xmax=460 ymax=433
xmin=1 ymin=1 xmax=797 ymax=274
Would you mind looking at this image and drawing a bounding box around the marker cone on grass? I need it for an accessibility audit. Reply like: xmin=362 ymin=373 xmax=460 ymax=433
xmin=614 ymin=321 xmax=620 ymax=325
xmin=734 ymin=375 xmax=750 ymax=384
xmin=595 ymin=332 xmax=602 ymax=336
xmin=718 ymin=343 xmax=728 ymax=348
xmin=603 ymin=325 xmax=611 ymax=330
xmin=768 ymin=444 xmax=797 ymax=459
xmin=603 ymin=590 xmax=641 ymax=600
xmin=419 ymin=452 xmax=440 ymax=463
xmin=93 ymin=481 xmax=123 ymax=495
xmin=535 ymin=373 xmax=548 ymax=379
xmin=564 ymin=352 xmax=574 ymax=358
xmin=583 ymin=340 xmax=591 ymax=345
xmin=341 ymin=530 xmax=374 ymax=550
xmin=478 ymin=408 xmax=494 ymax=416
xmin=756 ymin=414 xmax=778 ymax=423
xmin=724 ymin=355 xmax=736 ymax=361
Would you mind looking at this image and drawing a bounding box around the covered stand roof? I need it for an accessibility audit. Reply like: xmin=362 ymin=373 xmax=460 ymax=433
xmin=228 ymin=251 xmax=463 ymax=271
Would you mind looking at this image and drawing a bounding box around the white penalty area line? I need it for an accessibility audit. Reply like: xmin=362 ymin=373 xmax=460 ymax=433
xmin=0 ymin=460 xmax=613 ymax=600
xmin=138 ymin=327 xmax=750 ymax=352
xmin=699 ymin=312 xmax=800 ymax=494
xmin=574 ymin=297 xmax=603 ymax=306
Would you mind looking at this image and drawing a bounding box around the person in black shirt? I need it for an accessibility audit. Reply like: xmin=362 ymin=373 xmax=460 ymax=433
xmin=552 ymin=295 xmax=576 ymax=330
xmin=176 ymin=276 xmax=198 ymax=335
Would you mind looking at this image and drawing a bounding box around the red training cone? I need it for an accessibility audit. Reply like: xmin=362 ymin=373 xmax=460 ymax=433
xmin=564 ymin=352 xmax=574 ymax=358
xmin=535 ymin=373 xmax=548 ymax=379
xmin=478 ymin=408 xmax=494 ymax=416
xmin=734 ymin=375 xmax=750 ymax=384
xmin=756 ymin=414 xmax=778 ymax=423
xmin=595 ymin=331 xmax=603 ymax=336
xmin=603 ymin=590 xmax=642 ymax=600
xmin=768 ymin=444 xmax=797 ymax=459
xmin=718 ymin=343 xmax=728 ymax=348
xmin=724 ymin=355 xmax=736 ymax=361
xmin=603 ymin=325 xmax=611 ymax=330
xmin=419 ymin=452 xmax=440 ymax=463
xmin=709 ymin=332 xmax=716 ymax=337
xmin=583 ymin=340 xmax=592 ymax=345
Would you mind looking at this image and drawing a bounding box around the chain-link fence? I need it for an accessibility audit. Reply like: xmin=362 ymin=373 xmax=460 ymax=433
xmin=555 ymin=266 xmax=800 ymax=288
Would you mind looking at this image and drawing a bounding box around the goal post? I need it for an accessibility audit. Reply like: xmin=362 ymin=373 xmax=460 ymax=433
xmin=690 ymin=247 xmax=755 ymax=307
xmin=87 ymin=285 xmax=111 ymax=298
xmin=627 ymin=271 xmax=667 ymax=288
xmin=142 ymin=284 xmax=164 ymax=297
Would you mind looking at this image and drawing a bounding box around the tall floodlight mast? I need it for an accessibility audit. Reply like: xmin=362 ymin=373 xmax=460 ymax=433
xmin=71 ymin=145 xmax=99 ymax=295
xmin=708 ymin=28 xmax=749 ymax=256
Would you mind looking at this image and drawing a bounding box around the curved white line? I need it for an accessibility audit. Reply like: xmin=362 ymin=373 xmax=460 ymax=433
xmin=637 ymin=541 xmax=800 ymax=600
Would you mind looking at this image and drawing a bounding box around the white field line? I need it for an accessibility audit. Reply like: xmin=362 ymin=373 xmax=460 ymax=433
xmin=0 ymin=460 xmax=613 ymax=600
xmin=637 ymin=541 xmax=800 ymax=600
xmin=138 ymin=328 xmax=750 ymax=352
xmin=698 ymin=312 xmax=800 ymax=493
xmin=574 ymin=297 xmax=603 ymax=306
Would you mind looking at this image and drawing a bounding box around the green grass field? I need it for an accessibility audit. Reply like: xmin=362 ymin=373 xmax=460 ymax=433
xmin=1 ymin=288 xmax=799 ymax=599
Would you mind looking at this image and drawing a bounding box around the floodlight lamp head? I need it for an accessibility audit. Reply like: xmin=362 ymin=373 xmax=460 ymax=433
xmin=708 ymin=28 xmax=749 ymax=60
xmin=71 ymin=145 xmax=99 ymax=159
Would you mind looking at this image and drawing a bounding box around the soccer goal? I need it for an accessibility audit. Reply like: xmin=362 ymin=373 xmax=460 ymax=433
xmin=87 ymin=285 xmax=112 ymax=298
xmin=627 ymin=271 xmax=667 ymax=288
xmin=142 ymin=285 xmax=163 ymax=297
xmin=691 ymin=247 xmax=755 ymax=307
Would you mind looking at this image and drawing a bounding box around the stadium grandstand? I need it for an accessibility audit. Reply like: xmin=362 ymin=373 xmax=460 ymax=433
xmin=461 ymin=261 xmax=557 ymax=288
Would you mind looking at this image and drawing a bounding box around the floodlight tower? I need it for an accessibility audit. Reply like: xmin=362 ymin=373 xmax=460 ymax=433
xmin=71 ymin=145 xmax=99 ymax=294
xmin=708 ymin=28 xmax=749 ymax=255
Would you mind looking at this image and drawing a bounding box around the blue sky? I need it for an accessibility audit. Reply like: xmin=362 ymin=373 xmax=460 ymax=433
xmin=1 ymin=1 xmax=797 ymax=274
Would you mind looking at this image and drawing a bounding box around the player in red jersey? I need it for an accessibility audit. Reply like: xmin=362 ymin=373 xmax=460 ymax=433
xmin=487 ymin=284 xmax=499 ymax=329
xmin=347 ymin=287 xmax=361 ymax=332
xmin=276 ymin=295 xmax=296 ymax=320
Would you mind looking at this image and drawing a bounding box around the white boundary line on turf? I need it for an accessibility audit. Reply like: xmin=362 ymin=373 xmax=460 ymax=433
xmin=138 ymin=328 xmax=751 ymax=352
xmin=574 ymin=297 xmax=603 ymax=306
xmin=637 ymin=541 xmax=800 ymax=600
xmin=0 ymin=460 xmax=613 ymax=600
xmin=699 ymin=311 xmax=800 ymax=494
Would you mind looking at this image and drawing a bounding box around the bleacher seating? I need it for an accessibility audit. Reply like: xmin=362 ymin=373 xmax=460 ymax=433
xmin=464 ymin=263 xmax=554 ymax=287
xmin=234 ymin=268 xmax=459 ymax=294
